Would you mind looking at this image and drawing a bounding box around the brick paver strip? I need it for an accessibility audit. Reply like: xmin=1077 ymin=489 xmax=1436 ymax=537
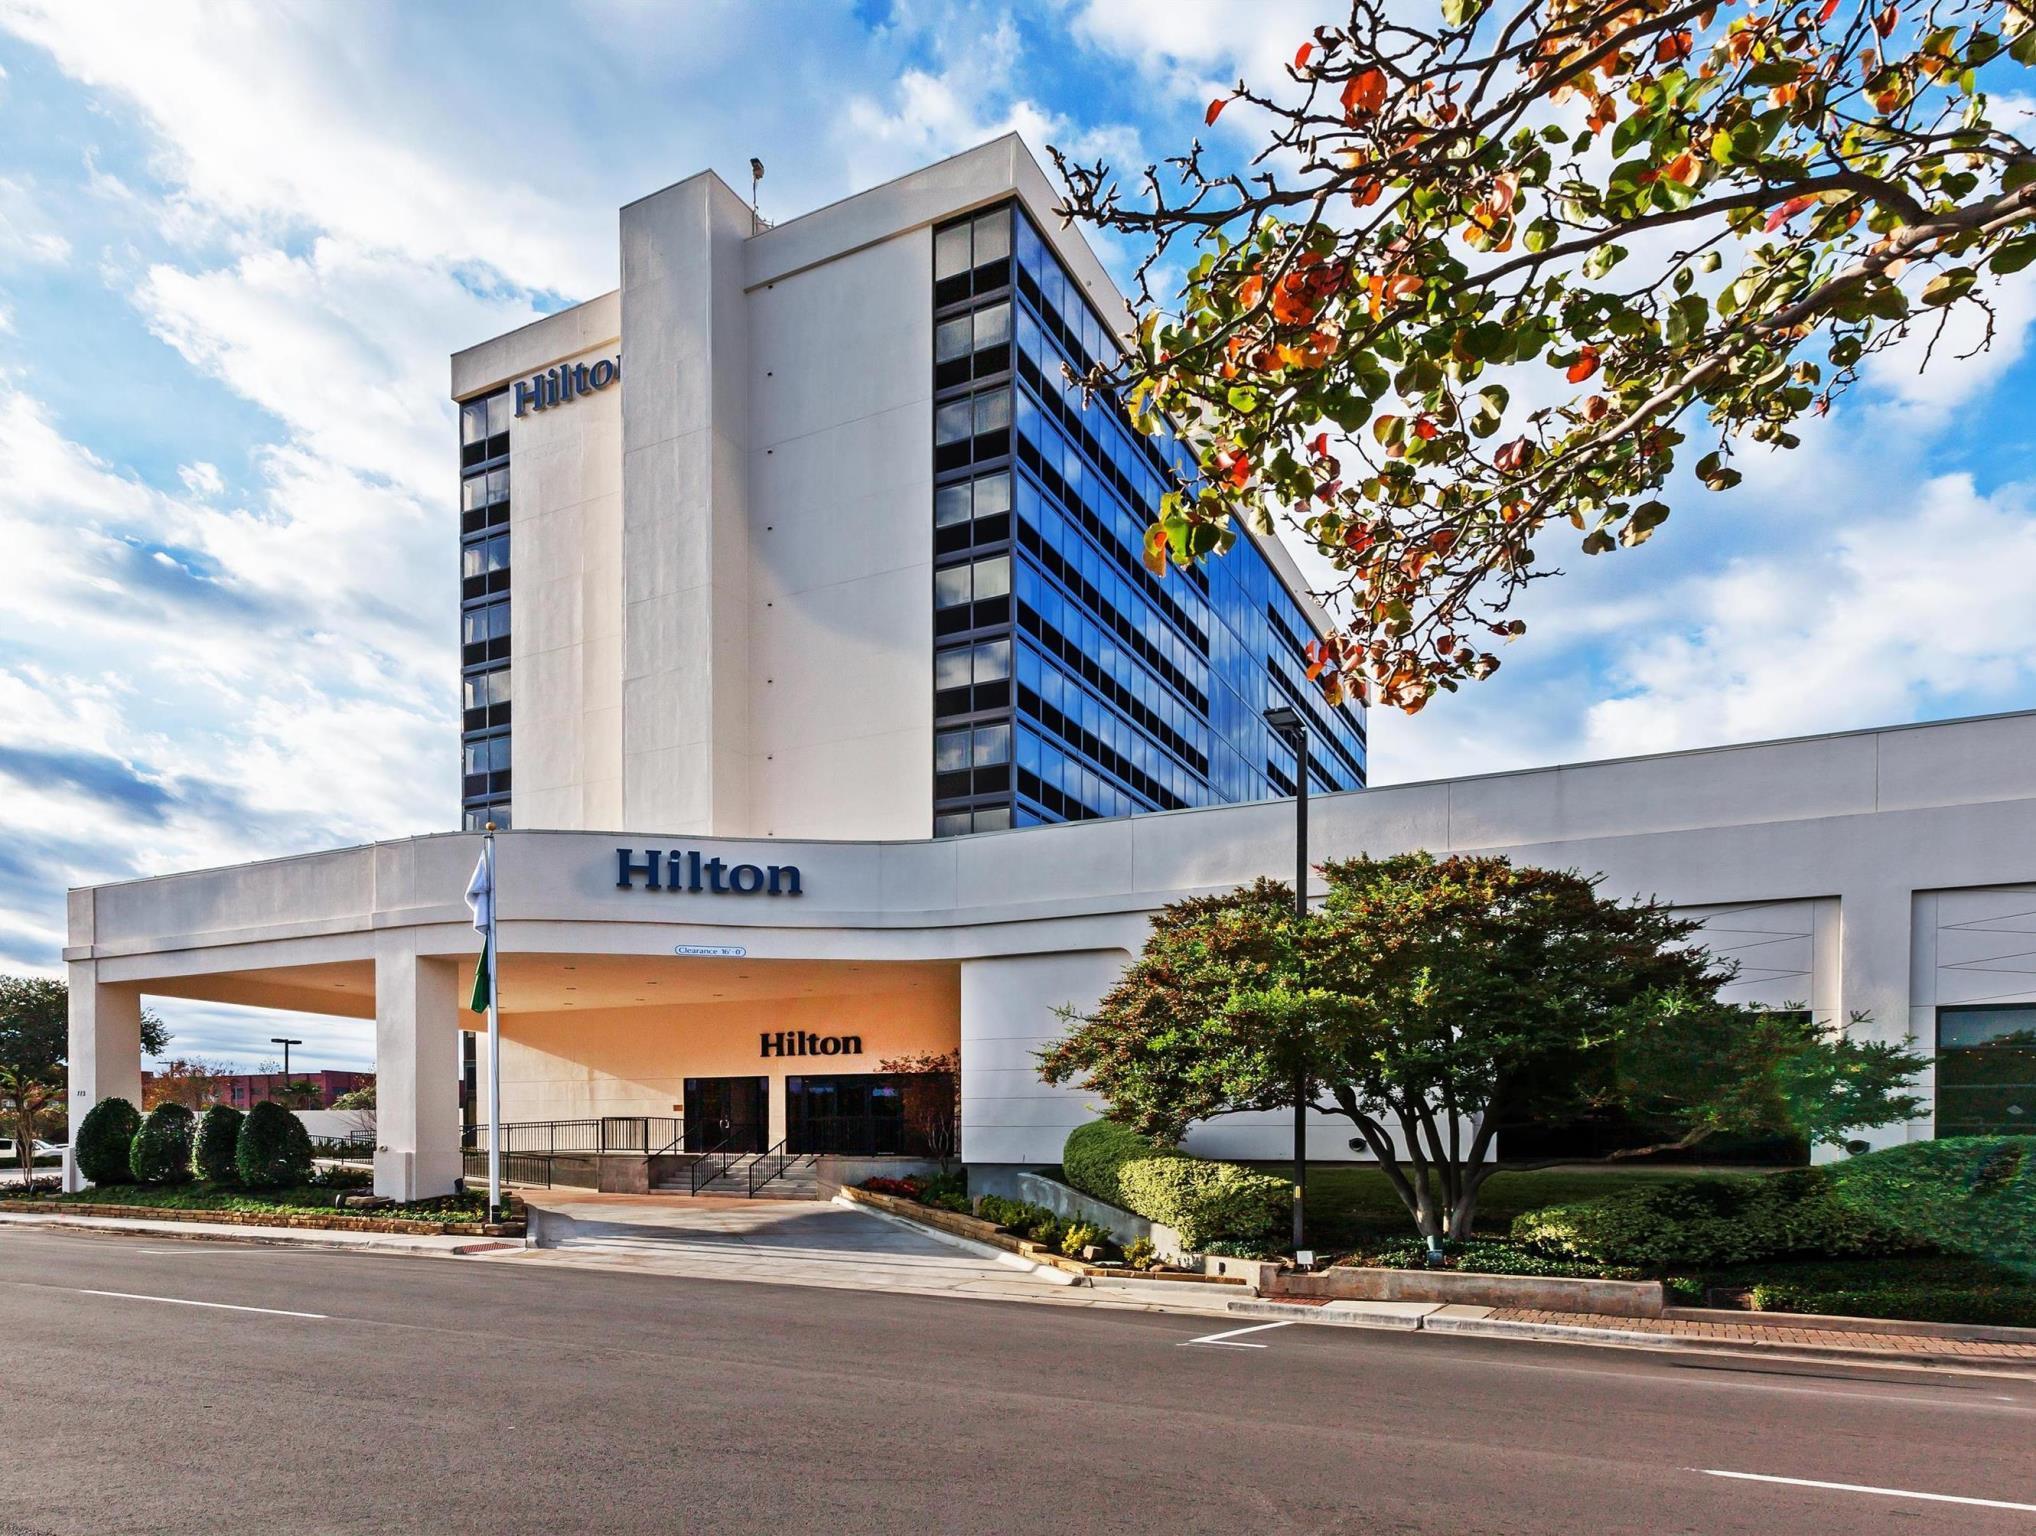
xmin=1489 ymin=1308 xmax=2036 ymax=1360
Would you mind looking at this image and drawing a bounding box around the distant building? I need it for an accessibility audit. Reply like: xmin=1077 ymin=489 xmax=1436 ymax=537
xmin=141 ymin=1068 xmax=373 ymax=1111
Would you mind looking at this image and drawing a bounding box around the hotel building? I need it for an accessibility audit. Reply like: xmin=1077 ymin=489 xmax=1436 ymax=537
xmin=64 ymin=140 xmax=2036 ymax=1201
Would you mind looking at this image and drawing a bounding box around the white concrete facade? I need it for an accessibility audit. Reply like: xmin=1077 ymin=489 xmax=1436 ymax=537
xmin=65 ymin=711 xmax=2036 ymax=1199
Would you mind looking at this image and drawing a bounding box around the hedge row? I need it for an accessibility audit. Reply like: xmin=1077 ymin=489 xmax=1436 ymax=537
xmin=72 ymin=1097 xmax=315 ymax=1190
xmin=1510 ymin=1137 xmax=2036 ymax=1270
xmin=1062 ymin=1120 xmax=1290 ymax=1249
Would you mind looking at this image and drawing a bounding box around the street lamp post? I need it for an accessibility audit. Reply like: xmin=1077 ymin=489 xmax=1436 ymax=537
xmin=270 ymin=1036 xmax=303 ymax=1100
xmin=1264 ymin=705 xmax=1310 ymax=1259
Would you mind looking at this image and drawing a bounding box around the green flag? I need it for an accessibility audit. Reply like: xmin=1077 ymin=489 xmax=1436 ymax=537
xmin=469 ymin=937 xmax=491 ymax=1013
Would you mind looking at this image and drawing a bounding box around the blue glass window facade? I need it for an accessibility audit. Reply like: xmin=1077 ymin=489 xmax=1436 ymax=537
xmin=458 ymin=389 xmax=512 ymax=831
xmin=930 ymin=202 xmax=1366 ymax=837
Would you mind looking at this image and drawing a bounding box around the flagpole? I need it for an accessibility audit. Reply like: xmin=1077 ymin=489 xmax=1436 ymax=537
xmin=485 ymin=826 xmax=502 ymax=1224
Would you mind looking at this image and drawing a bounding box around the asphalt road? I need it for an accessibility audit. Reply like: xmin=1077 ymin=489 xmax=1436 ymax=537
xmin=3 ymin=1228 xmax=2032 ymax=1535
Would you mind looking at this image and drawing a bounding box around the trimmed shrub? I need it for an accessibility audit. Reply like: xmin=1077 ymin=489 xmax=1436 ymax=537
xmin=1358 ymin=1237 xmax=1646 ymax=1281
xmin=1823 ymin=1136 xmax=2036 ymax=1270
xmin=193 ymin=1103 xmax=244 ymax=1183
xmin=1746 ymin=1278 xmax=2036 ymax=1328
xmin=1511 ymin=1168 xmax=1918 ymax=1269
xmin=1058 ymin=1220 xmax=1110 ymax=1257
xmin=235 ymin=1100 xmax=313 ymax=1188
xmin=1062 ymin=1119 xmax=1176 ymax=1207
xmin=74 ymin=1097 xmax=142 ymax=1185
xmin=128 ymin=1103 xmax=197 ymax=1186
xmin=976 ymin=1194 xmax=1067 ymax=1246
xmin=1114 ymin=1158 xmax=1290 ymax=1249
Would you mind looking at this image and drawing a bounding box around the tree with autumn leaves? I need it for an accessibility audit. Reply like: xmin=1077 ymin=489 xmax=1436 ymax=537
xmin=1053 ymin=0 xmax=2036 ymax=712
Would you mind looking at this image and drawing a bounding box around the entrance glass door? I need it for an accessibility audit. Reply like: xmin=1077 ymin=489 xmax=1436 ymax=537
xmin=683 ymin=1076 xmax=768 ymax=1153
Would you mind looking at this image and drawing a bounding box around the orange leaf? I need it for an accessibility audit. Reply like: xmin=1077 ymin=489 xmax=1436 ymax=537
xmin=1873 ymin=3 xmax=1897 ymax=36
xmin=1309 ymin=431 xmax=1330 ymax=458
xmin=1341 ymin=67 xmax=1387 ymax=120
xmin=1817 ymin=0 xmax=1839 ymax=21
xmin=1294 ymin=41 xmax=1313 ymax=69
xmin=1206 ymin=97 xmax=1228 ymax=126
xmin=1764 ymin=194 xmax=1814 ymax=232
xmin=1566 ymin=345 xmax=1600 ymax=384
xmin=1663 ymin=151 xmax=1696 ymax=186
xmin=1653 ymin=29 xmax=1693 ymax=64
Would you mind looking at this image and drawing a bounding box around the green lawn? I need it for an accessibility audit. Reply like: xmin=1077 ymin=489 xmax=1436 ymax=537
xmin=1262 ymin=1162 xmax=1761 ymax=1249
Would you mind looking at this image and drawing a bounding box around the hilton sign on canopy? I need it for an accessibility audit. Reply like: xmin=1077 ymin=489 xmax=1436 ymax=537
xmin=615 ymin=848 xmax=802 ymax=896
xmin=515 ymin=354 xmax=620 ymax=416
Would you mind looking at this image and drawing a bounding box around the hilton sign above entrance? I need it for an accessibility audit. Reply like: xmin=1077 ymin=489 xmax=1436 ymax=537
xmin=615 ymin=847 xmax=803 ymax=897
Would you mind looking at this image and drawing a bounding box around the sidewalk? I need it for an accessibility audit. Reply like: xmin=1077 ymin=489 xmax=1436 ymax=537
xmin=1450 ymin=1305 xmax=2036 ymax=1365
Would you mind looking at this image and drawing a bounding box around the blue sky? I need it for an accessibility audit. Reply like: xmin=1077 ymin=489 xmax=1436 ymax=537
xmin=3 ymin=0 xmax=2035 ymax=1073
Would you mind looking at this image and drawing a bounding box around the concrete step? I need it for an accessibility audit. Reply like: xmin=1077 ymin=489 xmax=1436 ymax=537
xmin=649 ymin=1155 xmax=821 ymax=1198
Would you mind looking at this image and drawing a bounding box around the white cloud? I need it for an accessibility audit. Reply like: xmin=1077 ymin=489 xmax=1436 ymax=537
xmin=136 ymin=237 xmax=538 ymax=501
xmin=1583 ymin=474 xmax=2036 ymax=757
xmin=0 ymin=173 xmax=71 ymax=261
xmin=0 ymin=0 xmax=607 ymax=296
xmin=177 ymin=461 xmax=223 ymax=497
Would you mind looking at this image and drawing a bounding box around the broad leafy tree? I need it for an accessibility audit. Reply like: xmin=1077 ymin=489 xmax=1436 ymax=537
xmin=0 ymin=976 xmax=169 ymax=1084
xmin=1039 ymin=854 xmax=1924 ymax=1243
xmin=0 ymin=1067 xmax=63 ymax=1182
xmin=1055 ymin=0 xmax=2036 ymax=710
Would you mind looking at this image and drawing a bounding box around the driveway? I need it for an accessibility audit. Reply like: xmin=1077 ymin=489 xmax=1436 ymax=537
xmin=513 ymin=1192 xmax=1105 ymax=1306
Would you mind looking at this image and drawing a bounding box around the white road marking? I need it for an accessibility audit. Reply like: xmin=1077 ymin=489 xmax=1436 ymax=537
xmin=1698 ymin=1469 xmax=2036 ymax=1512
xmin=1180 ymin=1320 xmax=1297 ymax=1348
xmin=77 ymin=1289 xmax=327 ymax=1320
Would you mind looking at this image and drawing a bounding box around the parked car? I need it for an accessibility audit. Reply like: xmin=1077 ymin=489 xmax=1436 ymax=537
xmin=0 ymin=1137 xmax=66 ymax=1166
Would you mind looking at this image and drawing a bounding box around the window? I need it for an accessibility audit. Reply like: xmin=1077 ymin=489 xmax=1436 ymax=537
xmin=463 ymin=667 xmax=511 ymax=713
xmin=972 ymin=721 xmax=1010 ymax=767
xmin=933 ymin=207 xmax=1012 ymax=306
xmin=933 ymin=555 xmax=1009 ymax=609
xmin=1937 ymin=1005 xmax=2036 ymax=1137
xmin=463 ymin=803 xmax=511 ymax=831
xmin=935 ymin=729 xmax=970 ymax=773
xmin=463 ymin=736 xmax=511 ymax=776
xmin=463 ymin=600 xmax=511 ymax=649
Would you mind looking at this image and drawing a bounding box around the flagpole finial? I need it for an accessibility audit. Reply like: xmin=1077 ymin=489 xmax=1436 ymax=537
xmin=484 ymin=821 xmax=497 ymax=832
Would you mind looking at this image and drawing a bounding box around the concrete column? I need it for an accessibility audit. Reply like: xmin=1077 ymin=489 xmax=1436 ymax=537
xmin=64 ymin=965 xmax=143 ymax=1191
xmin=374 ymin=937 xmax=462 ymax=1201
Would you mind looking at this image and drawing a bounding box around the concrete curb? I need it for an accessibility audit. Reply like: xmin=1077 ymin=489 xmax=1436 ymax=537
xmin=832 ymin=1196 xmax=1081 ymax=1286
xmin=1227 ymin=1298 xmax=1436 ymax=1331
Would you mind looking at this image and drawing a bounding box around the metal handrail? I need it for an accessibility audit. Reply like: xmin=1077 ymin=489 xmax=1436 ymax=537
xmin=688 ymin=1132 xmax=740 ymax=1196
xmin=749 ymin=1138 xmax=794 ymax=1195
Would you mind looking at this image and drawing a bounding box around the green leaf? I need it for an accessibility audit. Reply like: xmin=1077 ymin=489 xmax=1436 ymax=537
xmin=1469 ymin=385 xmax=1509 ymax=438
xmin=1621 ymin=500 xmax=1670 ymax=546
xmin=1990 ymin=236 xmax=2036 ymax=276
xmin=1524 ymin=217 xmax=1559 ymax=254
xmin=1440 ymin=0 xmax=1486 ymax=25
xmin=1582 ymin=243 xmax=1628 ymax=280
xmin=1227 ymin=385 xmax=1260 ymax=413
xmin=1921 ymin=267 xmax=1976 ymax=307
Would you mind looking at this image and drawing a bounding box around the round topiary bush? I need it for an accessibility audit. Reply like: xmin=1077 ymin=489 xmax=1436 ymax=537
xmin=235 ymin=1100 xmax=313 ymax=1188
xmin=129 ymin=1103 xmax=197 ymax=1186
xmin=74 ymin=1096 xmax=142 ymax=1185
xmin=193 ymin=1103 xmax=244 ymax=1183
